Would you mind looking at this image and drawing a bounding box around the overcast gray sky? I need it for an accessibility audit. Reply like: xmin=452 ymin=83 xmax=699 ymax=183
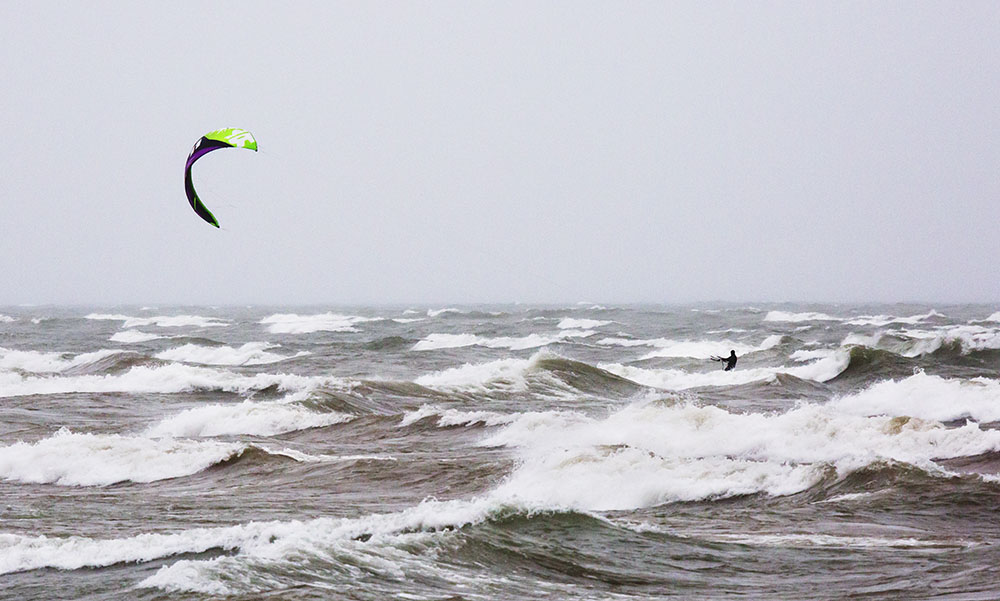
xmin=2 ymin=1 xmax=998 ymax=305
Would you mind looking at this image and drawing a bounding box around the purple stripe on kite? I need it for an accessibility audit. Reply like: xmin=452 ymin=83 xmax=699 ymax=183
xmin=185 ymin=145 xmax=225 ymax=170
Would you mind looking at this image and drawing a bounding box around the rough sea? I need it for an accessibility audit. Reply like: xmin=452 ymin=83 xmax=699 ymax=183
xmin=2 ymin=303 xmax=1000 ymax=600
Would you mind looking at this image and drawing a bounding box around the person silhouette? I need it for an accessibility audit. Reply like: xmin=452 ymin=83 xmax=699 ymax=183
xmin=711 ymin=350 xmax=738 ymax=371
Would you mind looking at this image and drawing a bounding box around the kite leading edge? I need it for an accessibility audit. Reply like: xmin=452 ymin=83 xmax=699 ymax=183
xmin=184 ymin=128 xmax=258 ymax=228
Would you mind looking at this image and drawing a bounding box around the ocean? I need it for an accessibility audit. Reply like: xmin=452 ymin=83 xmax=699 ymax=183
xmin=2 ymin=303 xmax=1000 ymax=600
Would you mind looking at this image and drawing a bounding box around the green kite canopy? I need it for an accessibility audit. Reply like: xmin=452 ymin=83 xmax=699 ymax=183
xmin=184 ymin=128 xmax=257 ymax=228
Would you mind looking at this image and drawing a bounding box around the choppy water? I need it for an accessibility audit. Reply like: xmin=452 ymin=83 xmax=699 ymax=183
xmin=2 ymin=303 xmax=1000 ymax=600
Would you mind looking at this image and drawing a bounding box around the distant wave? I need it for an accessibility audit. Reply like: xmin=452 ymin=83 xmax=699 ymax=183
xmin=764 ymin=309 xmax=943 ymax=327
xmin=844 ymin=310 xmax=944 ymax=327
xmin=0 ymin=315 xmax=14 ymax=323
xmin=86 ymin=314 xmax=229 ymax=328
xmin=413 ymin=351 xmax=645 ymax=400
xmin=600 ymin=349 xmax=850 ymax=391
xmin=598 ymin=334 xmax=783 ymax=360
xmin=841 ymin=325 xmax=1000 ymax=357
xmin=415 ymin=354 xmax=576 ymax=398
xmin=154 ymin=342 xmax=309 ymax=366
xmin=557 ymin=318 xmax=612 ymax=329
xmin=259 ymin=313 xmax=378 ymax=334
xmin=425 ymin=308 xmax=507 ymax=318
xmin=763 ymin=311 xmax=840 ymax=323
xmin=109 ymin=330 xmax=165 ymax=343
xmin=412 ymin=329 xmax=595 ymax=351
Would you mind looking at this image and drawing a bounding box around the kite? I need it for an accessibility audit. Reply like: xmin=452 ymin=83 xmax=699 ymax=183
xmin=184 ymin=128 xmax=257 ymax=227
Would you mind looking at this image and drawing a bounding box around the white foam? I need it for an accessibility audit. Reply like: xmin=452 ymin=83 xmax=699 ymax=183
xmin=84 ymin=313 xmax=132 ymax=321
xmin=763 ymin=311 xmax=840 ymax=323
xmin=262 ymin=447 xmax=396 ymax=463
xmin=557 ymin=318 xmax=611 ymax=329
xmin=412 ymin=330 xmax=594 ymax=351
xmin=930 ymin=325 xmax=1000 ymax=354
xmin=844 ymin=325 xmax=1000 ymax=357
xmin=479 ymin=398 xmax=1000 ymax=511
xmin=411 ymin=333 xmax=481 ymax=351
xmin=399 ymin=405 xmax=518 ymax=428
xmin=259 ymin=313 xmax=377 ymax=334
xmin=845 ymin=310 xmax=943 ymax=327
xmin=705 ymin=532 xmax=962 ymax=549
xmin=0 ymin=347 xmax=123 ymax=374
xmin=636 ymin=335 xmax=783 ymax=360
xmin=85 ymin=314 xmax=229 ymax=328
xmin=595 ymin=336 xmax=664 ymax=348
xmin=7 ymin=395 xmax=1000 ymax=589
xmin=985 ymin=312 xmax=1000 ymax=323
xmin=154 ymin=342 xmax=308 ymax=366
xmin=109 ymin=330 xmax=164 ymax=343
xmin=145 ymin=400 xmax=354 ymax=438
xmin=0 ymin=497 xmax=501 ymax=586
xmin=830 ymin=372 xmax=1000 ymax=423
xmin=600 ymin=350 xmax=850 ymax=390
xmin=413 ymin=352 xmax=582 ymax=399
xmin=0 ymin=428 xmax=243 ymax=486
xmin=0 ymin=363 xmax=344 ymax=399
xmin=0 ymin=315 xmax=14 ymax=323
xmin=789 ymin=348 xmax=837 ymax=362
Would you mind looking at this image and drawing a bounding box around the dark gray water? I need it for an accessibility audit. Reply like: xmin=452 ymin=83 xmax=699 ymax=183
xmin=2 ymin=303 xmax=1000 ymax=600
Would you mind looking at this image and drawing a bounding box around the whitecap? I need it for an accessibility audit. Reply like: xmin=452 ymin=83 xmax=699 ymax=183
xmin=154 ymin=342 xmax=308 ymax=366
xmin=412 ymin=330 xmax=594 ymax=352
xmin=0 ymin=428 xmax=243 ymax=486
xmin=259 ymin=313 xmax=377 ymax=334
xmin=763 ymin=311 xmax=840 ymax=323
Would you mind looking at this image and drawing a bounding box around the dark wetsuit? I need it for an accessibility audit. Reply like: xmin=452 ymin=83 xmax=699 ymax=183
xmin=723 ymin=351 xmax=737 ymax=371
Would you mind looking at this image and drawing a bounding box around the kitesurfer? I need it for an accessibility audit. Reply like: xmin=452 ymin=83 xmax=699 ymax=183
xmin=711 ymin=350 xmax=738 ymax=371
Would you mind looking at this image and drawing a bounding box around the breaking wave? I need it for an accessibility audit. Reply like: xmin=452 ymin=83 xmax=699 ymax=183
xmin=259 ymin=313 xmax=378 ymax=334
xmin=412 ymin=330 xmax=595 ymax=351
